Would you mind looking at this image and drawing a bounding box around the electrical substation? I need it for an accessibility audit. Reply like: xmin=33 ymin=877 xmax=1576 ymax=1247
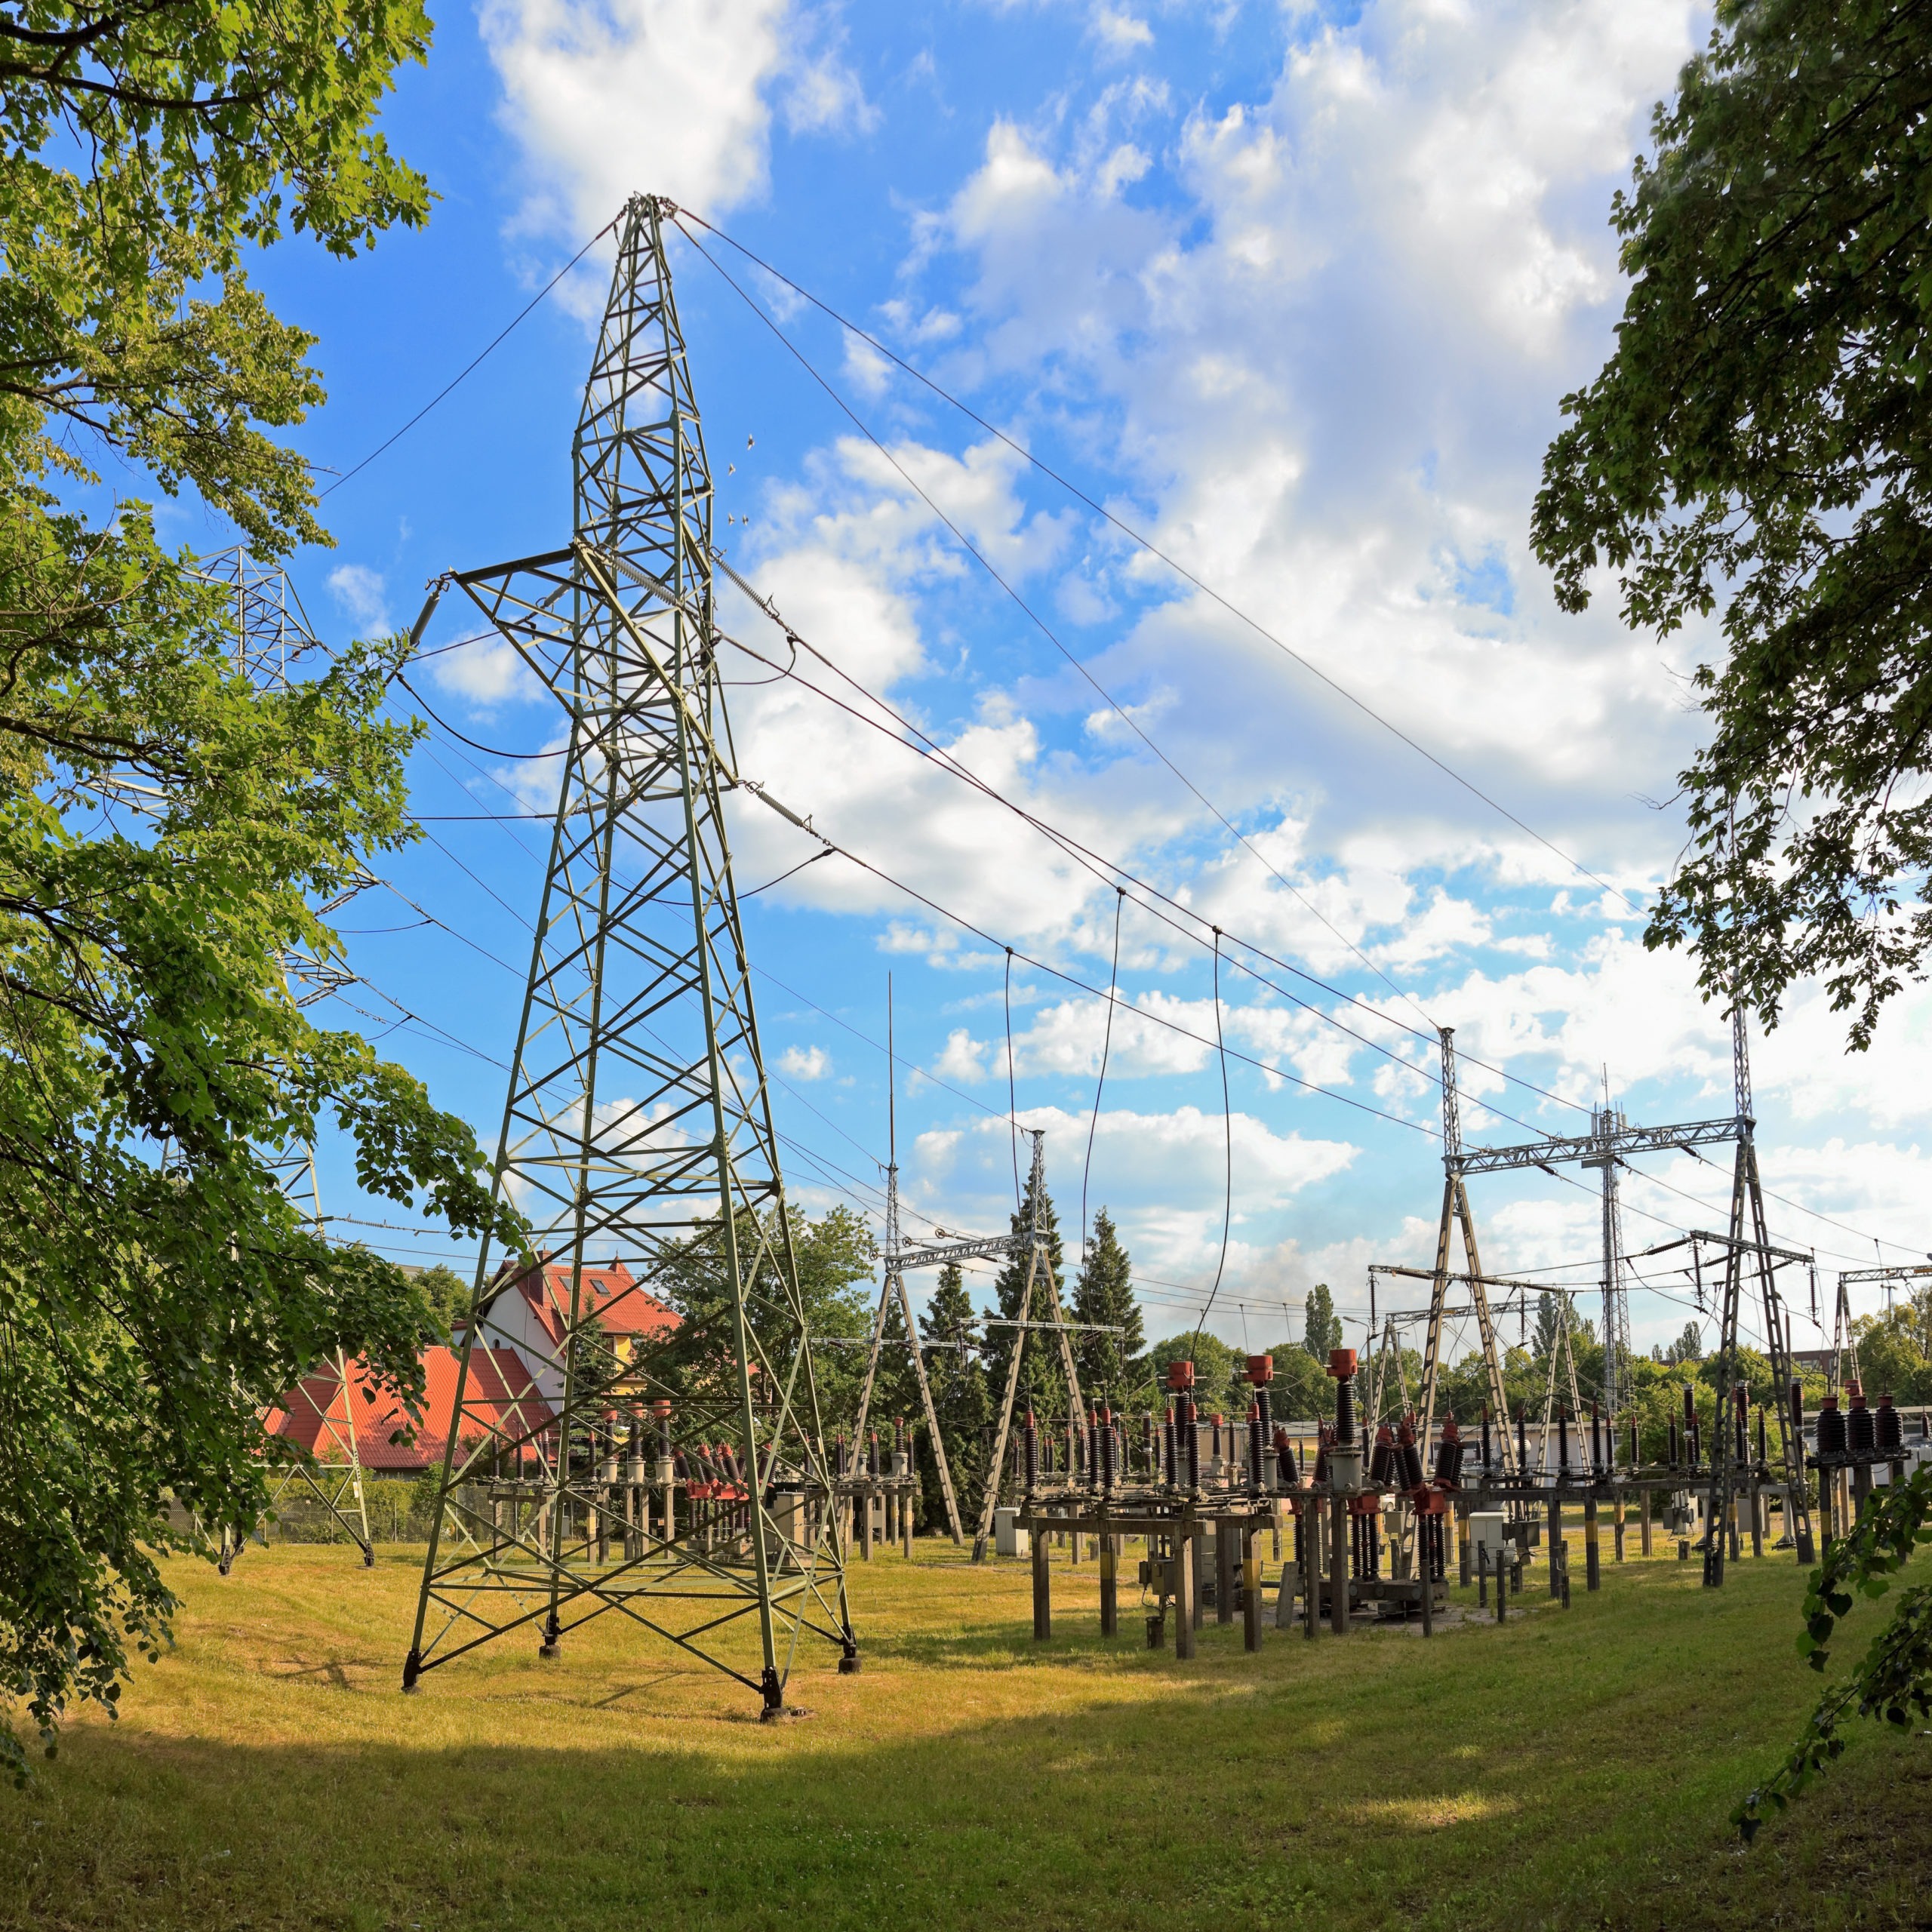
xmin=217 ymin=190 xmax=1932 ymax=1715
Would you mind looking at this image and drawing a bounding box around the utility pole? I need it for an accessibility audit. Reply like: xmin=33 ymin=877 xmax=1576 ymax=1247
xmin=401 ymin=195 xmax=852 ymax=1715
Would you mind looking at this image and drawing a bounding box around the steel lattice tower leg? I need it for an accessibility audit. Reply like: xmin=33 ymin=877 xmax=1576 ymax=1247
xmin=401 ymin=195 xmax=853 ymax=1712
xmin=1705 ymin=1009 xmax=1815 ymax=1580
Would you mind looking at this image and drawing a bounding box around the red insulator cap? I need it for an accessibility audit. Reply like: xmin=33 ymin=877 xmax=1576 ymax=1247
xmin=1327 ymin=1348 xmax=1358 ymax=1380
xmin=1849 ymin=1382 xmax=1867 ymax=1407
xmin=1247 ymin=1353 xmax=1274 ymax=1385
xmin=1247 ymin=1401 xmax=1260 ymax=1421
xmin=1167 ymin=1359 xmax=1195 ymax=1391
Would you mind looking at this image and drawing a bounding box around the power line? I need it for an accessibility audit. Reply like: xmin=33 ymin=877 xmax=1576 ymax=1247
xmin=678 ymin=218 xmax=1457 ymax=1035
xmin=675 ymin=207 xmax=1648 ymax=923
xmin=318 ymin=220 xmax=617 ymax=499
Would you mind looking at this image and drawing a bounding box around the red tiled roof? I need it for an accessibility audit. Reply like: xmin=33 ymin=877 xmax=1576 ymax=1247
xmin=266 ymin=1345 xmax=554 ymax=1473
xmin=497 ymin=1257 xmax=680 ymax=1348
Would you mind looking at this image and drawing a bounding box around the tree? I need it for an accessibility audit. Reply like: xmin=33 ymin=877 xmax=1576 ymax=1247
xmin=1302 ymin=1283 xmax=1342 ymax=1361
xmin=1532 ymin=1290 xmax=1585 ymax=1363
xmin=1737 ymin=1461 xmax=1932 ymax=1839
xmin=1072 ymin=1208 xmax=1144 ymax=1402
xmin=647 ymin=1207 xmax=875 ymax=1421
xmin=413 ymin=1265 xmax=472 ymax=1342
xmin=1666 ymin=1321 xmax=1706 ymax=1367
xmin=1534 ymin=1 xmax=1932 ymax=1048
xmin=1149 ymin=1331 xmax=1238 ymax=1417
xmin=919 ymin=1263 xmax=990 ymax=1531
xmin=985 ymin=1164 xmax=1068 ymax=1419
xmin=0 ymin=5 xmax=512 ymax=1782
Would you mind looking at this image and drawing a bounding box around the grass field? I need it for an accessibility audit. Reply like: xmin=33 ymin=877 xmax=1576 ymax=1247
xmin=5 ymin=1529 xmax=1929 ymax=1931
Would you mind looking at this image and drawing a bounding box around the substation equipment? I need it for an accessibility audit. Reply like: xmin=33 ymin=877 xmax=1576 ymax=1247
xmin=399 ymin=194 xmax=853 ymax=1717
xmin=1400 ymin=1016 xmax=1818 ymax=1586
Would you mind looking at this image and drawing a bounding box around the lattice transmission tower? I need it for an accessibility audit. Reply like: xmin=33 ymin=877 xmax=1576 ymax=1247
xmin=1586 ymin=1082 xmax=1632 ymax=1420
xmin=189 ymin=547 xmax=375 ymax=1567
xmin=401 ymin=195 xmax=854 ymax=1714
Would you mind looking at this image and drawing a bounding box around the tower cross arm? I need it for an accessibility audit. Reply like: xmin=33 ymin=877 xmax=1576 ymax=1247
xmin=887 ymin=1232 xmax=1026 ymax=1272
xmin=1456 ymin=1114 xmax=1743 ymax=1176
xmin=1838 ymin=1263 xmax=1932 ymax=1288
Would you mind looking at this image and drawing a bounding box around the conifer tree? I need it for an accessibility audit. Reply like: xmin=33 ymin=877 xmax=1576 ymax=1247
xmin=919 ymin=1263 xmax=991 ymax=1530
xmin=986 ymin=1163 xmax=1067 ymax=1422
xmin=1073 ymin=1208 xmax=1145 ymax=1403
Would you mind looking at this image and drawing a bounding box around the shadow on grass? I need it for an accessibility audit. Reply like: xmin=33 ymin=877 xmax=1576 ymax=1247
xmin=10 ymin=1577 xmax=1932 ymax=1932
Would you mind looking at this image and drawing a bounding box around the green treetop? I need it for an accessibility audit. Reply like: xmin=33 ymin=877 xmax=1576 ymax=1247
xmin=1534 ymin=0 xmax=1932 ymax=1048
xmin=0 ymin=3 xmax=517 ymax=1784
xmin=986 ymin=1161 xmax=1069 ymax=1419
xmin=1072 ymin=1208 xmax=1144 ymax=1404
xmin=1302 ymin=1282 xmax=1342 ymax=1361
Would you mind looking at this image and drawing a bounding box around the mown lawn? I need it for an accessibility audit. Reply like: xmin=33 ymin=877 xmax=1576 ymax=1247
xmin=5 ymin=1528 xmax=1927 ymax=1930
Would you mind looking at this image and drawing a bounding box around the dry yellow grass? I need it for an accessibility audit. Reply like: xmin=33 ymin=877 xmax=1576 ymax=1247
xmin=5 ymin=1532 xmax=1929 ymax=1930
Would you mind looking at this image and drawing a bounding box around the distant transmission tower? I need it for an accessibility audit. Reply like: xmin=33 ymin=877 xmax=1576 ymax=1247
xmin=191 ymin=548 xmax=374 ymax=1567
xmin=401 ymin=195 xmax=854 ymax=1714
xmin=1585 ymin=1075 xmax=1632 ymax=1420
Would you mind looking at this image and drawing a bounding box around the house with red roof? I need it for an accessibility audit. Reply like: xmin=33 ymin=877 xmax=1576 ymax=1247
xmin=470 ymin=1255 xmax=680 ymax=1404
xmin=266 ymin=1345 xmax=552 ymax=1475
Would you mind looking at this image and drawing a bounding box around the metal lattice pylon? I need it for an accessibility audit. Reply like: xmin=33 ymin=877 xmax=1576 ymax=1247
xmin=401 ymin=195 xmax=854 ymax=1714
xmin=189 ymin=548 xmax=374 ymax=1571
xmin=1586 ymin=1086 xmax=1632 ymax=1420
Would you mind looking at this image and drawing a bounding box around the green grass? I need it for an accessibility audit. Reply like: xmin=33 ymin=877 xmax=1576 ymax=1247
xmin=5 ymin=1531 xmax=1929 ymax=1930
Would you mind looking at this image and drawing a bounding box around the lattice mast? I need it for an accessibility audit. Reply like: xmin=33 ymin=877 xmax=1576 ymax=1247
xmin=1586 ymin=1073 xmax=1632 ymax=1420
xmin=1416 ymin=1027 xmax=1515 ymax=1468
xmin=850 ymin=979 xmax=968 ymax=1542
xmin=193 ymin=548 xmax=373 ymax=1567
xmin=1703 ymin=1006 xmax=1816 ymax=1579
xmin=403 ymin=195 xmax=853 ymax=1712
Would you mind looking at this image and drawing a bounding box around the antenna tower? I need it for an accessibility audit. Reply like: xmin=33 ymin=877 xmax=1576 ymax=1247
xmin=401 ymin=195 xmax=854 ymax=1714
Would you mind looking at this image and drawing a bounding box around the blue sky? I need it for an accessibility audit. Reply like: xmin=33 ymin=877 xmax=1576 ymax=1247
xmin=166 ymin=0 xmax=1932 ymax=1362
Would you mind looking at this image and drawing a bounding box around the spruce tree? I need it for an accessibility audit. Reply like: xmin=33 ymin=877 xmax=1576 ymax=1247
xmin=1073 ymin=1208 xmax=1146 ymax=1403
xmin=919 ymin=1263 xmax=991 ymax=1531
xmin=986 ymin=1162 xmax=1067 ymax=1423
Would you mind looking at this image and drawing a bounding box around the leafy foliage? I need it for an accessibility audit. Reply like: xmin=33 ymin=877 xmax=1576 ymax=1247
xmin=641 ymin=1205 xmax=875 ymax=1423
xmin=1534 ymin=0 xmax=1932 ymax=1046
xmin=411 ymin=1264 xmax=472 ymax=1342
xmin=0 ymin=2 xmax=481 ymax=1785
xmin=1737 ymin=1462 xmax=1932 ymax=1838
xmin=1301 ymin=1282 xmax=1341 ymax=1361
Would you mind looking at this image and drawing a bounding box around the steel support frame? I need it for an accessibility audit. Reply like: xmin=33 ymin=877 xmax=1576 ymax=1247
xmin=402 ymin=196 xmax=851 ymax=1713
